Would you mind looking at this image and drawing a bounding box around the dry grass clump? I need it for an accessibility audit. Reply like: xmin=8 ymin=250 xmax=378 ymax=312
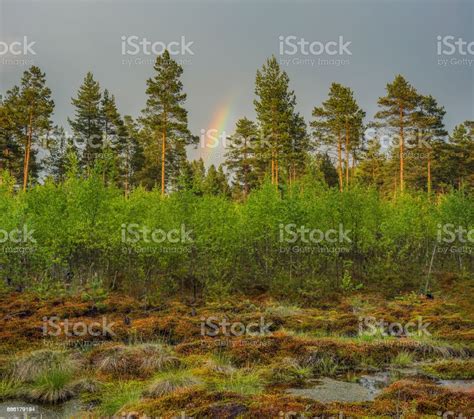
xmin=144 ymin=369 xmax=202 ymax=397
xmin=26 ymin=367 xmax=76 ymax=403
xmin=13 ymin=349 xmax=82 ymax=383
xmin=91 ymin=343 xmax=179 ymax=378
xmin=261 ymin=357 xmax=312 ymax=385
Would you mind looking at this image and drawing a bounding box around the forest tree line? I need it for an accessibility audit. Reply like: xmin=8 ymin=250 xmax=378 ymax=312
xmin=1 ymin=52 xmax=473 ymax=198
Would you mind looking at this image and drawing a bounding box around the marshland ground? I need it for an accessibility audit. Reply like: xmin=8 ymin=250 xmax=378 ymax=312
xmin=0 ymin=272 xmax=473 ymax=418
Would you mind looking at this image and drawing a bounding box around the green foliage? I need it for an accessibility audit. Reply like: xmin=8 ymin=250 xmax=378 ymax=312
xmin=0 ymin=379 xmax=21 ymax=401
xmin=80 ymin=275 xmax=108 ymax=309
xmin=0 ymin=173 xmax=472 ymax=298
xmin=27 ymin=368 xmax=76 ymax=403
xmin=390 ymin=351 xmax=414 ymax=368
xmin=144 ymin=369 xmax=202 ymax=397
xmin=206 ymin=369 xmax=263 ymax=395
xmin=96 ymin=381 xmax=144 ymax=416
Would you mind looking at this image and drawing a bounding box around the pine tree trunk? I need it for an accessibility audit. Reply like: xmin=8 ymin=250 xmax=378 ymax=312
xmin=271 ymin=152 xmax=275 ymax=185
xmin=275 ymin=157 xmax=279 ymax=186
xmin=345 ymin=120 xmax=350 ymax=188
xmin=427 ymin=154 xmax=432 ymax=195
xmin=399 ymin=104 xmax=404 ymax=192
xmin=337 ymin=131 xmax=343 ymax=192
xmin=161 ymin=117 xmax=167 ymax=196
xmin=243 ymin=137 xmax=248 ymax=198
xmin=23 ymin=112 xmax=33 ymax=192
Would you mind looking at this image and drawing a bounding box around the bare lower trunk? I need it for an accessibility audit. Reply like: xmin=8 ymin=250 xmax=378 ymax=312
xmin=23 ymin=112 xmax=33 ymax=192
xmin=161 ymin=118 xmax=167 ymax=196
xmin=337 ymin=131 xmax=343 ymax=192
xmin=427 ymin=155 xmax=432 ymax=195
xmin=399 ymin=105 xmax=404 ymax=192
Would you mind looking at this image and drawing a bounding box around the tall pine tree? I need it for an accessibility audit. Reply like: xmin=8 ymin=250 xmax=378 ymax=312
xmin=140 ymin=50 xmax=195 ymax=195
xmin=254 ymin=56 xmax=296 ymax=186
xmin=375 ymin=75 xmax=420 ymax=192
xmin=68 ymin=72 xmax=102 ymax=172
xmin=225 ymin=117 xmax=258 ymax=197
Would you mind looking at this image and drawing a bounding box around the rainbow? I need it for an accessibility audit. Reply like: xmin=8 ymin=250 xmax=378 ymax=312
xmin=200 ymin=93 xmax=238 ymax=162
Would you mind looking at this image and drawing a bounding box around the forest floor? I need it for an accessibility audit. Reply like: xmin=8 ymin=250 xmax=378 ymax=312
xmin=0 ymin=274 xmax=473 ymax=418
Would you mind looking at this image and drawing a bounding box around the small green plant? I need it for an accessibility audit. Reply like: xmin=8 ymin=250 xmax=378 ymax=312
xmin=81 ymin=275 xmax=108 ymax=310
xmin=30 ymin=278 xmax=68 ymax=301
xmin=27 ymin=368 xmax=76 ymax=403
xmin=309 ymin=354 xmax=342 ymax=377
xmin=92 ymin=343 xmax=179 ymax=378
xmin=391 ymin=351 xmax=414 ymax=368
xmin=265 ymin=304 xmax=302 ymax=318
xmin=341 ymin=262 xmax=363 ymax=293
xmin=144 ymin=369 xmax=202 ymax=397
xmin=13 ymin=350 xmax=80 ymax=383
xmin=205 ymin=279 xmax=232 ymax=301
xmin=96 ymin=381 xmax=144 ymax=416
xmin=0 ymin=379 xmax=21 ymax=400
xmin=262 ymin=357 xmax=312 ymax=385
xmin=206 ymin=369 xmax=263 ymax=395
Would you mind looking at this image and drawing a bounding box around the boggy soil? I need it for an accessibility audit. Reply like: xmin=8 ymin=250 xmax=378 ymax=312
xmin=0 ymin=276 xmax=473 ymax=418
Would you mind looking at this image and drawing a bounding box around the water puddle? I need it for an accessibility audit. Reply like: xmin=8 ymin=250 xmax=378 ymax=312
xmin=286 ymin=368 xmax=420 ymax=403
xmin=287 ymin=369 xmax=474 ymax=403
xmin=287 ymin=377 xmax=379 ymax=402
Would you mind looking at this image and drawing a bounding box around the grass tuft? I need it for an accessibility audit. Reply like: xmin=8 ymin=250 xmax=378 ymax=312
xmin=92 ymin=343 xmax=179 ymax=378
xmin=391 ymin=351 xmax=414 ymax=368
xmin=96 ymin=381 xmax=144 ymax=416
xmin=144 ymin=369 xmax=202 ymax=397
xmin=206 ymin=369 xmax=263 ymax=395
xmin=26 ymin=368 xmax=76 ymax=404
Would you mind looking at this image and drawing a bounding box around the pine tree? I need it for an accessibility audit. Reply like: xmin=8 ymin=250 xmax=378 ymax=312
xmin=442 ymin=121 xmax=474 ymax=190
xmin=225 ymin=117 xmax=258 ymax=197
xmin=203 ymin=164 xmax=229 ymax=196
xmin=122 ymin=115 xmax=144 ymax=195
xmin=410 ymin=95 xmax=447 ymax=193
xmin=0 ymin=92 xmax=23 ymax=180
xmin=140 ymin=50 xmax=195 ymax=195
xmin=43 ymin=126 xmax=78 ymax=183
xmin=286 ymin=112 xmax=310 ymax=186
xmin=356 ymin=136 xmax=387 ymax=190
xmin=100 ymin=89 xmax=127 ymax=186
xmin=254 ymin=56 xmax=296 ymax=186
xmin=317 ymin=153 xmax=339 ymax=188
xmin=375 ymin=75 xmax=420 ymax=192
xmin=68 ymin=72 xmax=102 ymax=172
xmin=311 ymin=83 xmax=364 ymax=191
xmin=14 ymin=66 xmax=55 ymax=190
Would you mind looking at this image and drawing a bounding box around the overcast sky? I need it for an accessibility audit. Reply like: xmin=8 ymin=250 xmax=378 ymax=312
xmin=1 ymin=0 xmax=473 ymax=167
